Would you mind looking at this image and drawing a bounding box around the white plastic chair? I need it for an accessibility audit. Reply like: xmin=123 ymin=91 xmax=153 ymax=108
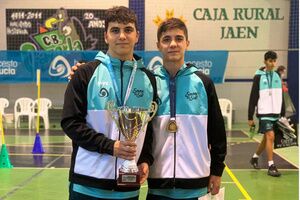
xmin=218 ymin=98 xmax=233 ymax=130
xmin=0 ymin=98 xmax=9 ymax=116
xmin=0 ymin=98 xmax=9 ymax=128
xmin=32 ymin=98 xmax=52 ymax=129
xmin=14 ymin=97 xmax=35 ymax=129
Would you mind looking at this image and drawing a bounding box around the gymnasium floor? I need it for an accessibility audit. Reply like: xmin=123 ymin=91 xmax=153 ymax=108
xmin=0 ymin=123 xmax=298 ymax=200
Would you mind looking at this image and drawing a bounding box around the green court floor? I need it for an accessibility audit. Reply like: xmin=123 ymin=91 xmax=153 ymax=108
xmin=0 ymin=169 xmax=298 ymax=200
xmin=0 ymin=123 xmax=299 ymax=200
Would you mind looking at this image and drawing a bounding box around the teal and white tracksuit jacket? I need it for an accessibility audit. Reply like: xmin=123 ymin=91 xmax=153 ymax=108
xmin=61 ymin=51 xmax=156 ymax=192
xmin=148 ymin=63 xmax=227 ymax=190
xmin=248 ymin=67 xmax=284 ymax=121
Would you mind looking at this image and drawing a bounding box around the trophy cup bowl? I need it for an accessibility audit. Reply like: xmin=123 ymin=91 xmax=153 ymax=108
xmin=107 ymin=101 xmax=157 ymax=187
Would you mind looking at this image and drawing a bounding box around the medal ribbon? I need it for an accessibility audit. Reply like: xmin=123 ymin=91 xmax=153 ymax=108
xmin=106 ymin=57 xmax=137 ymax=106
xmin=266 ymin=71 xmax=273 ymax=95
xmin=169 ymin=76 xmax=176 ymax=127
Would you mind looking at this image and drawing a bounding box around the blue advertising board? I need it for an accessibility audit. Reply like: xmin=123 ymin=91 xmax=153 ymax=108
xmin=0 ymin=50 xmax=228 ymax=83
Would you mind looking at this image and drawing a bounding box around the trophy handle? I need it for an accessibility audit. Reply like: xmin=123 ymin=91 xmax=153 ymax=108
xmin=147 ymin=101 xmax=158 ymax=122
xmin=140 ymin=101 xmax=158 ymax=133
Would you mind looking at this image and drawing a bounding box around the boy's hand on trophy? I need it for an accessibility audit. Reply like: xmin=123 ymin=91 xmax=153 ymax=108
xmin=113 ymin=140 xmax=137 ymax=160
xmin=138 ymin=162 xmax=149 ymax=184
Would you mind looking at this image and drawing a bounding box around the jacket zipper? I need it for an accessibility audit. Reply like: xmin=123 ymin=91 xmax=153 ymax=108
xmin=115 ymin=61 xmax=124 ymax=180
xmin=120 ymin=61 xmax=124 ymax=103
xmin=170 ymin=76 xmax=176 ymax=186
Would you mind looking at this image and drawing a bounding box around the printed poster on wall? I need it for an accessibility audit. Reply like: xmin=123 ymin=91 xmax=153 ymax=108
xmin=6 ymin=8 xmax=107 ymax=51
xmin=145 ymin=0 xmax=290 ymax=51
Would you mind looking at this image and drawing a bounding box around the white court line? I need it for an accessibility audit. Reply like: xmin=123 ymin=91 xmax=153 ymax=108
xmin=0 ymin=155 xmax=64 ymax=199
xmin=13 ymin=167 xmax=70 ymax=169
xmin=9 ymin=153 xmax=71 ymax=156
xmin=222 ymin=181 xmax=235 ymax=184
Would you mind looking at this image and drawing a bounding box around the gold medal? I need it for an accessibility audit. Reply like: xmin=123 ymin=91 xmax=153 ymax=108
xmin=167 ymin=120 xmax=178 ymax=132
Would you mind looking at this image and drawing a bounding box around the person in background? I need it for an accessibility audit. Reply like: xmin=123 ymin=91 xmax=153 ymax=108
xmin=248 ymin=51 xmax=285 ymax=177
xmin=276 ymin=65 xmax=296 ymax=133
xmin=276 ymin=65 xmax=288 ymax=92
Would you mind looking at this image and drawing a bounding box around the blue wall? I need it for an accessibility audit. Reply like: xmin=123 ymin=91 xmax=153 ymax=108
xmin=288 ymin=0 xmax=299 ymax=122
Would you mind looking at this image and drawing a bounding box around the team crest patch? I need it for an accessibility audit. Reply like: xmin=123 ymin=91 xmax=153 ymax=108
xmin=185 ymin=91 xmax=199 ymax=101
xmin=98 ymin=88 xmax=109 ymax=97
xmin=133 ymin=88 xmax=144 ymax=98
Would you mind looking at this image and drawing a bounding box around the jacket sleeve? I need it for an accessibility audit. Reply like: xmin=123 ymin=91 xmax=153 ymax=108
xmin=248 ymin=75 xmax=260 ymax=120
xmin=199 ymin=73 xmax=227 ymax=176
xmin=137 ymin=120 xmax=154 ymax=166
xmin=61 ymin=63 xmax=115 ymax=155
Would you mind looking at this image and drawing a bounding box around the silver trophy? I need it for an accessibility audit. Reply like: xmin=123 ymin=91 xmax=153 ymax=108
xmin=107 ymin=101 xmax=157 ymax=187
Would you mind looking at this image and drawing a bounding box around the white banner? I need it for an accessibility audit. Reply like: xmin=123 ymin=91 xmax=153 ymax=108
xmin=145 ymin=0 xmax=290 ymax=51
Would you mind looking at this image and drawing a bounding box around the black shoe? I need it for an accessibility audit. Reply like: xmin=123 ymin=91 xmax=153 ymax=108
xmin=268 ymin=164 xmax=281 ymax=177
xmin=250 ymin=157 xmax=260 ymax=169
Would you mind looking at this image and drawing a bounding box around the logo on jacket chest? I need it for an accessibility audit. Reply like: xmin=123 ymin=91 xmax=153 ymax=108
xmin=263 ymin=78 xmax=268 ymax=85
xmin=133 ymin=88 xmax=144 ymax=98
xmin=185 ymin=91 xmax=199 ymax=101
xmin=98 ymin=82 xmax=110 ymax=98
xmin=98 ymin=88 xmax=109 ymax=97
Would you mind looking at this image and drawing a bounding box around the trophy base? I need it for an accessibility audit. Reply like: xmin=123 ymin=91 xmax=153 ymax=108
xmin=117 ymin=170 xmax=140 ymax=187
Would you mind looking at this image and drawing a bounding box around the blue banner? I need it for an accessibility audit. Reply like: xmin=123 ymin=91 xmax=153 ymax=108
xmin=0 ymin=50 xmax=228 ymax=83
xmin=140 ymin=51 xmax=228 ymax=83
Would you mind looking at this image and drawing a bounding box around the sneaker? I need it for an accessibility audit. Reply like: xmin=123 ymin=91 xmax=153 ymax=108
xmin=250 ymin=157 xmax=260 ymax=169
xmin=277 ymin=117 xmax=295 ymax=133
xmin=268 ymin=164 xmax=281 ymax=177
